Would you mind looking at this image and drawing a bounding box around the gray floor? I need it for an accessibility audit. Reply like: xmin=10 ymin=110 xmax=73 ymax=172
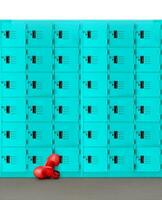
xmin=0 ymin=179 xmax=162 ymax=200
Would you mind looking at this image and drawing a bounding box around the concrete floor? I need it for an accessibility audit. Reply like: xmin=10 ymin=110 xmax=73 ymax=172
xmin=0 ymin=179 xmax=162 ymax=200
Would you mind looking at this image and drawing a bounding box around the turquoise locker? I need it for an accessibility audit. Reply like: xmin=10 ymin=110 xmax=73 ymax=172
xmin=82 ymin=73 xmax=107 ymax=97
xmin=27 ymin=123 xmax=52 ymax=147
xmin=27 ymin=73 xmax=52 ymax=97
xmin=109 ymin=73 xmax=134 ymax=97
xmin=1 ymin=21 xmax=25 ymax=47
xmin=135 ymin=22 xmax=160 ymax=47
xmin=136 ymin=147 xmax=160 ymax=172
xmin=54 ymin=122 xmax=79 ymax=146
xmin=109 ymin=98 xmax=134 ymax=122
xmin=27 ymin=98 xmax=52 ymax=122
xmin=136 ymin=73 xmax=160 ymax=97
xmin=136 ymin=98 xmax=160 ymax=122
xmin=0 ymin=73 xmax=26 ymax=97
xmin=1 ymin=122 xmax=26 ymax=147
xmin=1 ymin=148 xmax=26 ymax=172
xmin=109 ymin=22 xmax=134 ymax=47
xmin=83 ymin=122 xmax=107 ymax=147
xmin=27 ymin=48 xmax=53 ymax=72
xmin=55 ymin=48 xmax=79 ymax=72
xmin=109 ymin=48 xmax=134 ymax=72
xmin=27 ymin=148 xmax=52 ymax=171
xmin=83 ymin=98 xmax=107 ymax=122
xmin=55 ymin=147 xmax=79 ymax=172
xmin=55 ymin=98 xmax=79 ymax=122
xmin=109 ymin=123 xmax=134 ymax=146
xmin=136 ymin=48 xmax=160 ymax=72
xmin=1 ymin=98 xmax=26 ymax=122
xmin=54 ymin=23 xmax=79 ymax=47
xmin=81 ymin=47 xmax=107 ymax=72
xmin=136 ymin=123 xmax=160 ymax=146
xmin=109 ymin=148 xmax=134 ymax=172
xmin=81 ymin=22 xmax=107 ymax=47
xmin=83 ymin=147 xmax=108 ymax=172
xmin=26 ymin=22 xmax=52 ymax=47
xmin=1 ymin=48 xmax=26 ymax=72
xmin=54 ymin=73 xmax=79 ymax=97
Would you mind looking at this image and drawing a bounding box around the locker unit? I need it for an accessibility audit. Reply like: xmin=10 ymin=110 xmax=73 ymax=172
xmin=0 ymin=20 xmax=162 ymax=178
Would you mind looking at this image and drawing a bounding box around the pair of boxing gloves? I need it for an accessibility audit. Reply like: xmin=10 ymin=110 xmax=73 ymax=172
xmin=34 ymin=154 xmax=60 ymax=179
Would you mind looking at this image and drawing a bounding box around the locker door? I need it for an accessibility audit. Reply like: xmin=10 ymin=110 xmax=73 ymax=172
xmin=1 ymin=122 xmax=26 ymax=147
xmin=81 ymin=22 xmax=107 ymax=47
xmin=136 ymin=147 xmax=160 ymax=172
xmin=109 ymin=148 xmax=134 ymax=172
xmin=83 ymin=98 xmax=107 ymax=122
xmin=109 ymin=48 xmax=134 ymax=72
xmin=83 ymin=147 xmax=108 ymax=172
xmin=27 ymin=148 xmax=52 ymax=171
xmin=1 ymin=48 xmax=26 ymax=72
xmin=83 ymin=123 xmax=107 ymax=147
xmin=109 ymin=98 xmax=134 ymax=122
xmin=82 ymin=73 xmax=107 ymax=97
xmin=136 ymin=48 xmax=160 ymax=72
xmin=27 ymin=98 xmax=52 ymax=122
xmin=136 ymin=123 xmax=160 ymax=146
xmin=136 ymin=73 xmax=160 ymax=97
xmin=55 ymin=98 xmax=79 ymax=122
xmin=109 ymin=123 xmax=134 ymax=146
xmin=55 ymin=23 xmax=79 ymax=47
xmin=1 ymin=21 xmax=25 ymax=47
xmin=1 ymin=98 xmax=26 ymax=122
xmin=1 ymin=73 xmax=26 ymax=97
xmin=26 ymin=22 xmax=52 ymax=47
xmin=1 ymin=148 xmax=26 ymax=172
xmin=54 ymin=122 xmax=79 ymax=146
xmin=28 ymin=73 xmax=52 ymax=97
xmin=109 ymin=22 xmax=134 ymax=47
xmin=55 ymin=147 xmax=79 ymax=172
xmin=109 ymin=73 xmax=134 ymax=97
xmin=81 ymin=47 xmax=107 ymax=72
xmin=135 ymin=22 xmax=160 ymax=47
xmin=54 ymin=73 xmax=79 ymax=97
xmin=27 ymin=123 xmax=52 ymax=147
xmin=136 ymin=98 xmax=160 ymax=122
xmin=27 ymin=48 xmax=53 ymax=72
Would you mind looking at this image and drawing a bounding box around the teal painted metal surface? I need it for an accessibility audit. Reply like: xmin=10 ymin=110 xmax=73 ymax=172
xmin=0 ymin=20 xmax=162 ymax=178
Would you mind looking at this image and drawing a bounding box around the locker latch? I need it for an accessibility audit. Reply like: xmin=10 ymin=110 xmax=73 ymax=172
xmin=87 ymin=131 xmax=92 ymax=138
xmin=114 ymin=156 xmax=118 ymax=164
xmin=32 ymin=106 xmax=37 ymax=114
xmin=113 ymin=81 xmax=118 ymax=89
xmin=87 ymin=81 xmax=92 ymax=89
xmin=87 ymin=106 xmax=92 ymax=113
xmin=58 ymin=31 xmax=63 ymax=39
xmin=140 ymin=106 xmax=144 ymax=114
xmin=58 ymin=81 xmax=63 ymax=89
xmin=140 ymin=30 xmax=144 ymax=39
xmin=6 ymin=130 xmax=11 ymax=138
xmin=140 ymin=155 xmax=144 ymax=164
xmin=140 ymin=81 xmax=144 ymax=89
xmin=87 ymin=56 xmax=91 ymax=64
xmin=32 ymin=81 xmax=37 ymax=89
xmin=60 ymin=156 xmax=63 ymax=163
xmin=113 ymin=105 xmax=118 ymax=114
xmin=32 ymin=56 xmax=37 ymax=64
xmin=58 ymin=56 xmax=63 ymax=64
xmin=87 ymin=31 xmax=91 ymax=38
xmin=113 ymin=131 xmax=118 ymax=139
xmin=5 ymin=56 xmax=10 ymax=64
xmin=140 ymin=56 xmax=144 ymax=64
xmin=32 ymin=131 xmax=37 ymax=139
xmin=58 ymin=131 xmax=63 ymax=139
xmin=6 ymin=81 xmax=10 ymax=89
xmin=6 ymin=106 xmax=10 ymax=113
xmin=58 ymin=106 xmax=63 ymax=114
xmin=87 ymin=156 xmax=92 ymax=163
xmin=140 ymin=131 xmax=144 ymax=139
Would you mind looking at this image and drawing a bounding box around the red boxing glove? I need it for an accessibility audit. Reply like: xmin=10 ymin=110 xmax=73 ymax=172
xmin=34 ymin=166 xmax=60 ymax=179
xmin=45 ymin=154 xmax=60 ymax=167
xmin=34 ymin=166 xmax=46 ymax=179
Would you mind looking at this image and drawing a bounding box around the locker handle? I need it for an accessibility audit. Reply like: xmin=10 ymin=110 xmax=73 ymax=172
xmin=32 ymin=106 xmax=37 ymax=114
xmin=87 ymin=31 xmax=91 ymax=38
xmin=6 ymin=81 xmax=10 ymax=89
xmin=140 ymin=106 xmax=144 ymax=114
xmin=140 ymin=56 xmax=144 ymax=64
xmin=140 ymin=131 xmax=144 ymax=139
xmin=32 ymin=56 xmax=36 ymax=64
xmin=58 ymin=56 xmax=63 ymax=64
xmin=113 ymin=30 xmax=118 ymax=38
xmin=5 ymin=30 xmax=10 ymax=38
xmin=58 ymin=81 xmax=63 ymax=89
xmin=60 ymin=156 xmax=63 ymax=163
xmin=87 ymin=81 xmax=92 ymax=89
xmin=32 ymin=30 xmax=36 ymax=38
xmin=6 ymin=155 xmax=10 ymax=163
xmin=87 ymin=56 xmax=91 ymax=64
xmin=6 ymin=56 xmax=10 ymax=64
xmin=87 ymin=106 xmax=92 ymax=113
xmin=58 ymin=31 xmax=63 ymax=38
xmin=114 ymin=131 xmax=118 ymax=139
xmin=114 ymin=156 xmax=118 ymax=164
xmin=140 ymin=81 xmax=144 ymax=89
xmin=113 ymin=56 xmax=118 ymax=64
xmin=140 ymin=155 xmax=144 ymax=164
xmin=113 ymin=105 xmax=118 ymax=114
xmin=6 ymin=131 xmax=11 ymax=138
xmin=32 ymin=81 xmax=37 ymax=89
xmin=32 ymin=131 xmax=37 ymax=139
xmin=32 ymin=156 xmax=37 ymax=164
xmin=58 ymin=131 xmax=63 ymax=139
xmin=87 ymin=156 xmax=92 ymax=163
xmin=114 ymin=81 xmax=118 ymax=89
xmin=58 ymin=106 xmax=63 ymax=114
xmin=140 ymin=30 xmax=144 ymax=39
xmin=6 ymin=106 xmax=10 ymax=113
xmin=87 ymin=131 xmax=92 ymax=138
